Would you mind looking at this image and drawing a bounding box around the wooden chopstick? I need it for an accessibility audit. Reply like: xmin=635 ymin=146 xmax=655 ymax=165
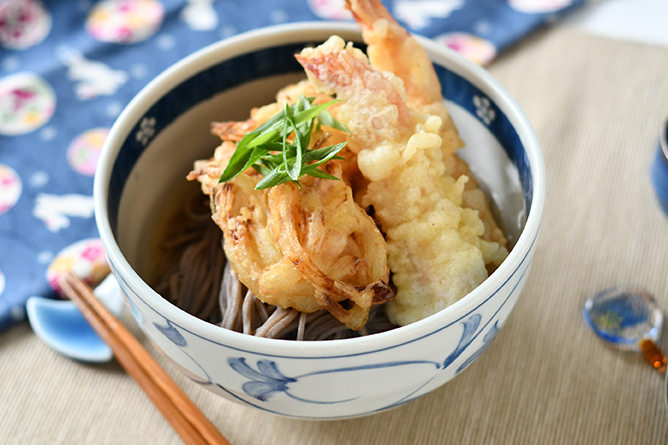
xmin=59 ymin=272 xmax=230 ymax=445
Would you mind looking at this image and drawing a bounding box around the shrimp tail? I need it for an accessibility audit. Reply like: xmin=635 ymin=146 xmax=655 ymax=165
xmin=345 ymin=0 xmax=441 ymax=108
xmin=345 ymin=0 xmax=463 ymax=154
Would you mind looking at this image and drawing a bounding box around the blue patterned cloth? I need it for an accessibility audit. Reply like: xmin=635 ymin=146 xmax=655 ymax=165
xmin=0 ymin=0 xmax=583 ymax=333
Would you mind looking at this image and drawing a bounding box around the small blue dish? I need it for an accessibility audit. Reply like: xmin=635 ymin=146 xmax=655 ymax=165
xmin=583 ymin=285 xmax=663 ymax=351
xmin=26 ymin=274 xmax=124 ymax=363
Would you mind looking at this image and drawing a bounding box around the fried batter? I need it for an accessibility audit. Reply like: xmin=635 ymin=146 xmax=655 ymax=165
xmin=188 ymin=85 xmax=393 ymax=331
xmin=191 ymin=0 xmax=510 ymax=330
xmin=295 ymin=0 xmax=509 ymax=326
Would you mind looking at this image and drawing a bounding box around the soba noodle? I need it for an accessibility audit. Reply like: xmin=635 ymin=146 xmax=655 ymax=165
xmin=151 ymin=188 xmax=396 ymax=340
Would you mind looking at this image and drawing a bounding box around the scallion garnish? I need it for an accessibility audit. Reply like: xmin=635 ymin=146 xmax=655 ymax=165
xmin=218 ymin=95 xmax=350 ymax=190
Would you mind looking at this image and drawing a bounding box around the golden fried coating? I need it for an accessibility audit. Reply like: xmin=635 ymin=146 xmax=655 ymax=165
xmin=188 ymin=85 xmax=393 ymax=331
xmin=190 ymin=0 xmax=510 ymax=330
xmin=297 ymin=0 xmax=509 ymax=326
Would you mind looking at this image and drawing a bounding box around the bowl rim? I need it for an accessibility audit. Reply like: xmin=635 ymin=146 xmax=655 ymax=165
xmin=94 ymin=21 xmax=545 ymax=357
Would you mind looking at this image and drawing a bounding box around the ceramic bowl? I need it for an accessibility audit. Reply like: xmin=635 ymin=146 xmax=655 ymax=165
xmin=94 ymin=22 xmax=545 ymax=419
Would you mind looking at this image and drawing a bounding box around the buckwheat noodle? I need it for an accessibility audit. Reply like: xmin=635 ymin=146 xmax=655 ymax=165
xmin=151 ymin=187 xmax=395 ymax=340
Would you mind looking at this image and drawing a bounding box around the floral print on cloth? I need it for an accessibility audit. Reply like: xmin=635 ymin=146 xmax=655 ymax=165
xmin=86 ymin=0 xmax=165 ymax=44
xmin=0 ymin=71 xmax=54 ymax=135
xmin=0 ymin=0 xmax=51 ymax=50
xmin=0 ymin=0 xmax=584 ymax=332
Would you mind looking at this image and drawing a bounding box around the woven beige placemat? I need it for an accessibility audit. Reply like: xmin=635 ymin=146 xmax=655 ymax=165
xmin=3 ymin=26 xmax=668 ymax=444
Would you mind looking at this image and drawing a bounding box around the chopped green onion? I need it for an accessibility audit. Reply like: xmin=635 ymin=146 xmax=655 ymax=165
xmin=218 ymin=95 xmax=349 ymax=190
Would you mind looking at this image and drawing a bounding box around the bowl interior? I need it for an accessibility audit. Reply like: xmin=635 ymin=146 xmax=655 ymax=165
xmin=116 ymin=73 xmax=306 ymax=275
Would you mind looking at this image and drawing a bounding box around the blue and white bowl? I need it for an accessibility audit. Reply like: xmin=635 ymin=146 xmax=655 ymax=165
xmin=94 ymin=23 xmax=545 ymax=420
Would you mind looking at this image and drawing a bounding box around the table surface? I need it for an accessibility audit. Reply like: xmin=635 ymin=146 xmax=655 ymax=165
xmin=566 ymin=0 xmax=668 ymax=48
xmin=4 ymin=3 xmax=668 ymax=444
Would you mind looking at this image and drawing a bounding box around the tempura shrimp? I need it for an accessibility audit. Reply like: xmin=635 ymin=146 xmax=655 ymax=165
xmin=347 ymin=0 xmax=508 ymax=249
xmin=296 ymin=15 xmax=508 ymax=325
xmin=345 ymin=0 xmax=462 ymax=157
